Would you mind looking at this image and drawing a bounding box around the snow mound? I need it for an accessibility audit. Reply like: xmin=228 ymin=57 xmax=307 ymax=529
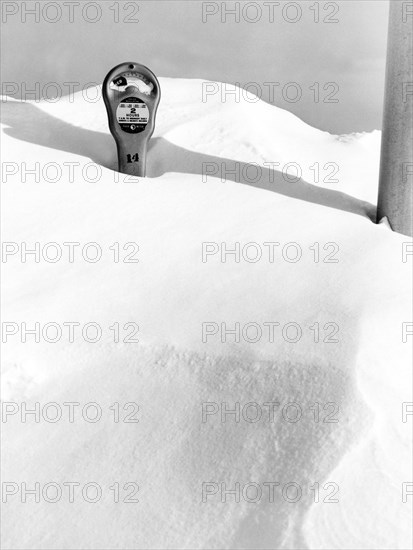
xmin=1 ymin=77 xmax=412 ymax=549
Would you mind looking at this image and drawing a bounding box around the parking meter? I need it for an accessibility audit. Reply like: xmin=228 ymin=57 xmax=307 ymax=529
xmin=103 ymin=62 xmax=161 ymax=177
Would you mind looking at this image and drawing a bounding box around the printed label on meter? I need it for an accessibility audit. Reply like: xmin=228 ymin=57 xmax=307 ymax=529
xmin=116 ymin=97 xmax=149 ymax=133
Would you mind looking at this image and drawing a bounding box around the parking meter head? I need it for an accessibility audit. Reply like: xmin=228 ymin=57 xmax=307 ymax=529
xmin=103 ymin=62 xmax=161 ymax=176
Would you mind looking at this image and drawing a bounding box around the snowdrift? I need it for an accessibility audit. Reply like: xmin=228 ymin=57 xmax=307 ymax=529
xmin=1 ymin=78 xmax=412 ymax=549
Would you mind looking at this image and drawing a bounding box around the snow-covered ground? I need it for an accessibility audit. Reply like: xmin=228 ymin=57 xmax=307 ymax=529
xmin=1 ymin=78 xmax=412 ymax=549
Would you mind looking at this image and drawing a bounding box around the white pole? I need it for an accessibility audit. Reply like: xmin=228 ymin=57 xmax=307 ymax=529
xmin=377 ymin=0 xmax=413 ymax=237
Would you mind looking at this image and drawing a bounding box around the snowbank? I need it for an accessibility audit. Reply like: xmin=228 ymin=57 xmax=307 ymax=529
xmin=1 ymin=78 xmax=411 ymax=549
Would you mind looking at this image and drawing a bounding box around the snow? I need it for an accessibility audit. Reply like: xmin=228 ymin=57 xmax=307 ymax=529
xmin=1 ymin=78 xmax=412 ymax=549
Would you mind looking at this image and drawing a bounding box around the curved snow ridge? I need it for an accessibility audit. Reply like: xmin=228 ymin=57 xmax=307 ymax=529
xmin=1 ymin=94 xmax=380 ymax=209
xmin=1 ymin=76 xmax=366 ymax=142
xmin=1 ymin=342 xmax=369 ymax=550
xmin=1 ymin=77 xmax=380 ymax=204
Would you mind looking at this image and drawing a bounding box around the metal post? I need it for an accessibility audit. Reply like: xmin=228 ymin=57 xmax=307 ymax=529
xmin=377 ymin=0 xmax=413 ymax=237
